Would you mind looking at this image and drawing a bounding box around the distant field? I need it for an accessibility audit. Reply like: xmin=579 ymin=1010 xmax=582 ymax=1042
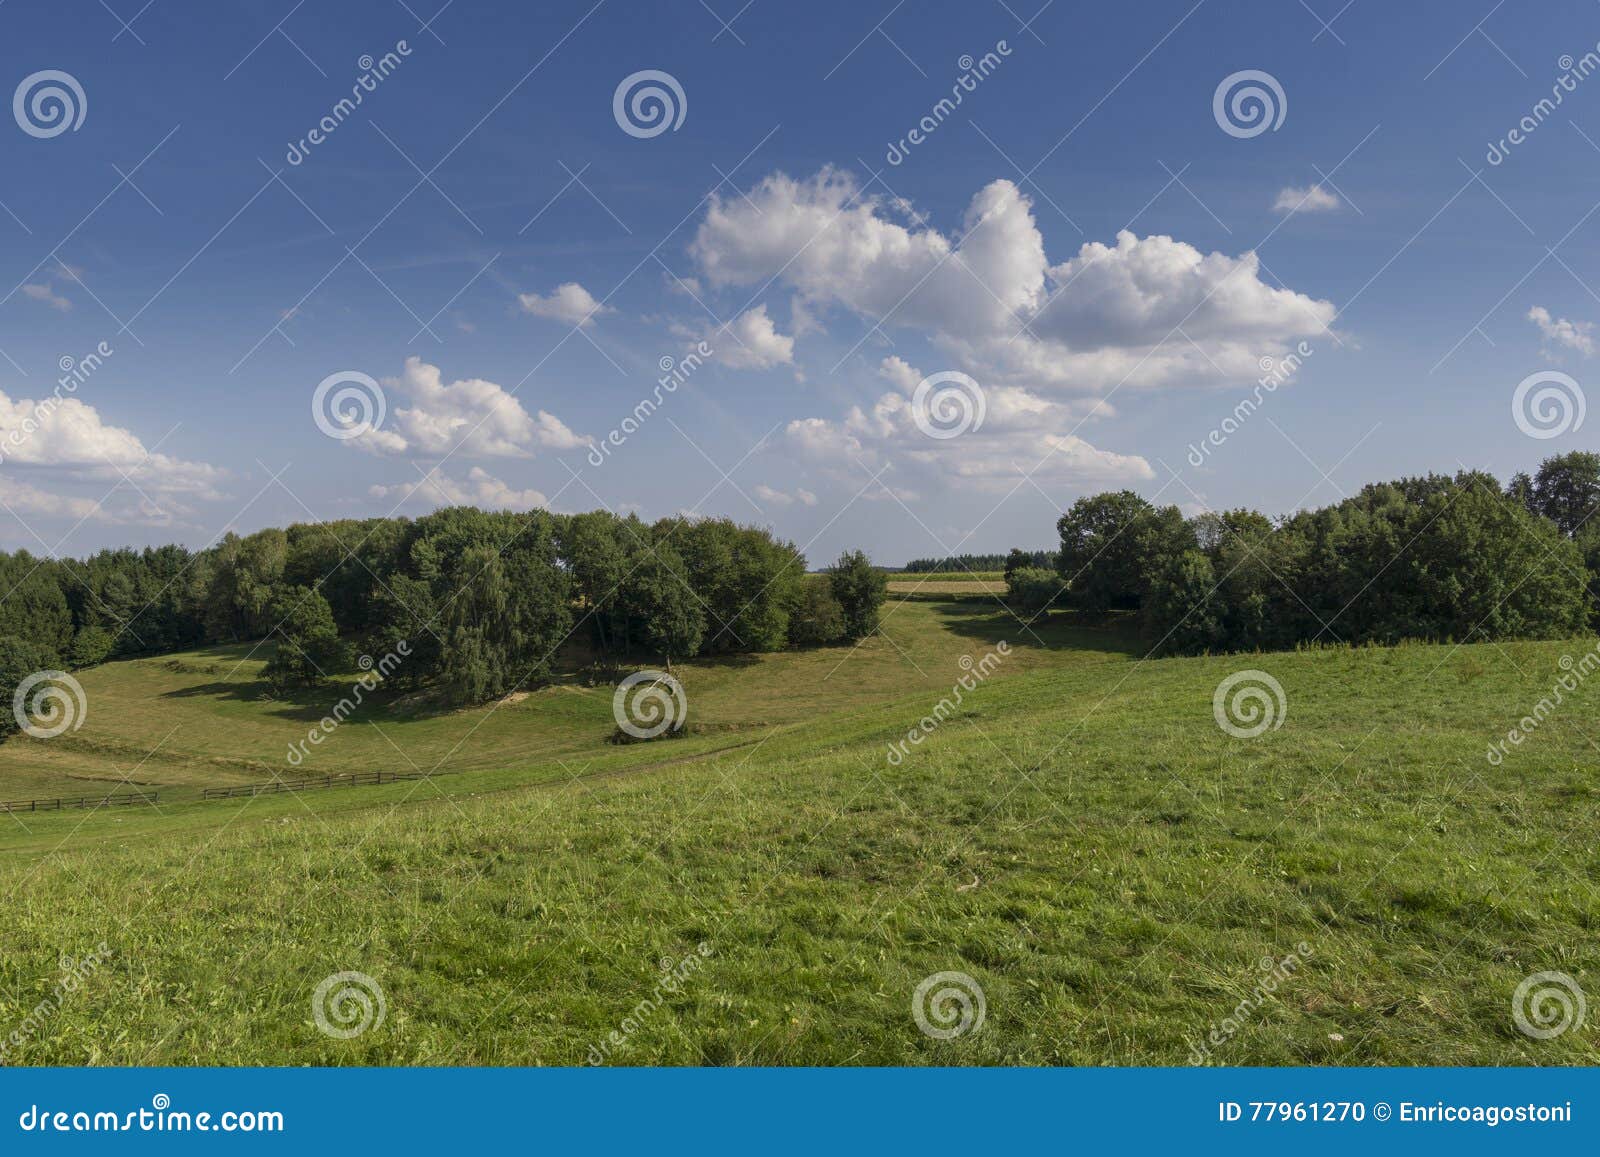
xmin=1 ymin=594 xmax=1597 ymax=1066
xmin=886 ymin=570 xmax=1005 ymax=582
xmin=886 ymin=571 xmax=1007 ymax=597
xmin=887 ymin=579 xmax=1006 ymax=596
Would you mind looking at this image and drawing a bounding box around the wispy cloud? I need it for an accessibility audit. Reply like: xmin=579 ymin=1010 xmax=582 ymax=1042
xmin=1273 ymin=184 xmax=1340 ymax=214
xmin=1528 ymin=305 xmax=1595 ymax=358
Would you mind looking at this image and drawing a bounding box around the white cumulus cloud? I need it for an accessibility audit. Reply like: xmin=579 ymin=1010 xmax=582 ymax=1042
xmin=784 ymin=357 xmax=1152 ymax=494
xmin=350 ymin=357 xmax=590 ymax=459
xmin=715 ymin=304 xmax=796 ymax=369
xmin=21 ymin=282 xmax=71 ymax=312
xmin=690 ymin=167 xmax=1334 ymax=397
xmin=368 ymin=466 xmax=549 ymax=511
xmin=518 ymin=282 xmax=612 ymax=326
xmin=0 ymin=389 xmax=226 ymax=499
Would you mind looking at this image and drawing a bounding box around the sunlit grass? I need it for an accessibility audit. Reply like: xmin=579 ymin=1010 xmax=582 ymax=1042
xmin=0 ymin=599 xmax=1595 ymax=1066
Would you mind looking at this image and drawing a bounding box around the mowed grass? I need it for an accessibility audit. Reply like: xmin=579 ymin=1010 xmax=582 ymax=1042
xmin=0 ymin=597 xmax=1597 ymax=1066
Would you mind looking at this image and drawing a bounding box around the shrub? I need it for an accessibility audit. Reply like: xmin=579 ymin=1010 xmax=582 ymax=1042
xmin=788 ymin=577 xmax=846 ymax=646
xmin=67 ymin=626 xmax=114 ymax=669
xmin=1003 ymin=548 xmax=1053 ymax=582
xmin=1134 ymin=470 xmax=1590 ymax=653
xmin=0 ymin=635 xmax=50 ymax=741
xmin=828 ymin=550 xmax=887 ymax=640
xmin=1056 ymin=491 xmax=1193 ymax=611
xmin=1142 ymin=550 xmax=1222 ymax=654
xmin=262 ymin=586 xmax=347 ymax=693
xmin=1005 ymin=567 xmax=1065 ymax=615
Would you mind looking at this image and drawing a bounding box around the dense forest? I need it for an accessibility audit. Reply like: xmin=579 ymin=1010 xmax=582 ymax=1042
xmin=0 ymin=509 xmax=887 ymax=735
xmin=1010 ymin=451 xmax=1600 ymax=653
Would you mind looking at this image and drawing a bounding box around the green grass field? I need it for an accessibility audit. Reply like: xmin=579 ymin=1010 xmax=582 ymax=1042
xmin=1 ymin=593 xmax=1596 ymax=1065
xmin=886 ymin=578 xmax=1007 ymax=597
xmin=885 ymin=569 xmax=1005 ymax=582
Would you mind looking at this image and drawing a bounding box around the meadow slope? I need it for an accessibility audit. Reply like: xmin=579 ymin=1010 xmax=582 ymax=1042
xmin=0 ymin=596 xmax=1596 ymax=1065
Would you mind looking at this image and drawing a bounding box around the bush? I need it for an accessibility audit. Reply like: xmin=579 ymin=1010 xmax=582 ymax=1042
xmin=1003 ymin=548 xmax=1053 ymax=582
xmin=1132 ymin=471 xmax=1590 ymax=654
xmin=608 ymin=721 xmax=689 ymax=745
xmin=262 ymin=586 xmax=347 ymax=693
xmin=67 ymin=626 xmax=114 ymax=669
xmin=1056 ymin=491 xmax=1193 ymax=612
xmin=1142 ymin=550 xmax=1222 ymax=654
xmin=577 ymin=659 xmax=629 ymax=688
xmin=0 ymin=635 xmax=50 ymax=742
xmin=788 ymin=578 xmax=846 ymax=646
xmin=828 ymin=550 xmax=888 ymax=640
xmin=1005 ymin=567 xmax=1064 ymax=615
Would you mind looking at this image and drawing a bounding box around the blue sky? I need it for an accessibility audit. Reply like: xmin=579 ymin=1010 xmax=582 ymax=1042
xmin=0 ymin=0 xmax=1597 ymax=565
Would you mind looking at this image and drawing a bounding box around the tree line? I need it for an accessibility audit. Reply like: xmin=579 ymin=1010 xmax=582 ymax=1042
xmin=1005 ymin=451 xmax=1600 ymax=653
xmin=0 ymin=508 xmax=889 ymax=733
xmin=902 ymin=551 xmax=1049 ymax=573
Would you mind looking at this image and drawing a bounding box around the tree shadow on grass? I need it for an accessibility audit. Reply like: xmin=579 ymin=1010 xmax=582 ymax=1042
xmin=548 ymin=649 xmax=764 ymax=682
xmin=678 ymin=652 xmax=763 ymax=672
xmin=157 ymin=676 xmax=428 ymax=725
xmin=924 ymin=600 xmax=1142 ymax=657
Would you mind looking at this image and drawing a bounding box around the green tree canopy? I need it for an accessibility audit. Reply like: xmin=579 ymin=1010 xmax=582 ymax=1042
xmin=828 ymin=550 xmax=887 ymax=640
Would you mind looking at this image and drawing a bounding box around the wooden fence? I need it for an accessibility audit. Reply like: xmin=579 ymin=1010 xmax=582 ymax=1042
xmin=0 ymin=790 xmax=159 ymax=814
xmin=200 ymin=769 xmax=450 ymax=800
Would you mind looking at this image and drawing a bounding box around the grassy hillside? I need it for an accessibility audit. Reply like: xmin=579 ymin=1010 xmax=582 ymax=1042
xmin=0 ymin=595 xmax=1596 ymax=1065
xmin=0 ymin=598 xmax=1123 ymax=813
